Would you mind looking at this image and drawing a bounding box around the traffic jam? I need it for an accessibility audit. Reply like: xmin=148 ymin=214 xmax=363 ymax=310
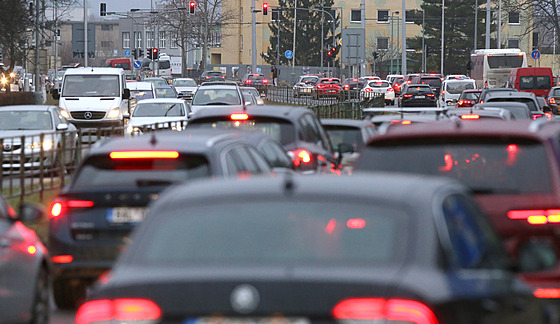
xmin=4 ymin=61 xmax=560 ymax=324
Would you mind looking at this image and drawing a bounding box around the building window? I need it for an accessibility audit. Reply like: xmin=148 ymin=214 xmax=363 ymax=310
xmin=134 ymin=31 xmax=142 ymax=48
xmin=271 ymin=8 xmax=279 ymax=21
xmin=377 ymin=37 xmax=389 ymax=50
xmin=122 ymin=32 xmax=130 ymax=48
xmin=240 ymin=7 xmax=243 ymax=22
xmin=101 ymin=24 xmax=113 ymax=31
xmin=240 ymin=35 xmax=243 ymax=51
xmin=209 ymin=32 xmax=221 ymax=47
xmin=159 ymin=32 xmax=166 ymax=48
xmin=351 ymin=9 xmax=361 ymax=23
xmin=101 ymin=41 xmax=113 ymax=48
xmin=146 ymin=31 xmax=154 ymax=48
xmin=377 ymin=10 xmax=389 ymax=23
xmin=170 ymin=33 xmax=179 ymax=48
xmin=405 ymin=10 xmax=420 ymax=23
xmin=509 ymin=11 xmax=520 ymax=24
xmin=406 ymin=37 xmax=415 ymax=49
xmin=508 ymin=39 xmax=519 ymax=48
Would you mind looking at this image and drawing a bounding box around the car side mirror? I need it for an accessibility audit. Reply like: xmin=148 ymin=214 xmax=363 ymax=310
xmin=18 ymin=203 xmax=46 ymax=222
xmin=122 ymin=88 xmax=131 ymax=100
xmin=52 ymin=88 xmax=60 ymax=99
xmin=517 ymin=239 xmax=558 ymax=273
xmin=56 ymin=123 xmax=69 ymax=131
xmin=123 ymin=112 xmax=130 ymax=119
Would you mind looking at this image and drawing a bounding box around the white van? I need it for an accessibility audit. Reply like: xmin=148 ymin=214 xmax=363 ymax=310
xmin=439 ymin=79 xmax=476 ymax=107
xmin=52 ymin=67 xmax=130 ymax=128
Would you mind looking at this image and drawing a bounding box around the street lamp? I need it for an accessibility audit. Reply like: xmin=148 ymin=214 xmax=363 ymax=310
xmin=390 ymin=11 xmax=399 ymax=74
xmin=441 ymin=0 xmax=444 ymax=75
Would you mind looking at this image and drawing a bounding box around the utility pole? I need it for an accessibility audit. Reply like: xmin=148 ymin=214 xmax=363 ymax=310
xmin=292 ymin=0 xmax=297 ymax=69
xmin=251 ymin=0 xmax=257 ymax=73
xmin=35 ymin=0 xmax=40 ymax=90
xmin=497 ymin=0 xmax=502 ymax=48
xmin=474 ymin=0 xmax=478 ymax=50
xmin=360 ymin=0 xmax=365 ymax=75
xmin=485 ymin=0 xmax=490 ymax=49
xmin=321 ymin=0 xmax=324 ymax=69
xmin=84 ymin=0 xmax=88 ymax=66
xmin=441 ymin=0 xmax=444 ymax=75
xmin=401 ymin=0 xmax=406 ymax=75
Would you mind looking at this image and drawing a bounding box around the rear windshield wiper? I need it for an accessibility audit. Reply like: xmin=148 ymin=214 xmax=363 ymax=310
xmin=205 ymin=102 xmax=235 ymax=106
xmin=471 ymin=187 xmax=520 ymax=194
xmin=136 ymin=179 xmax=175 ymax=187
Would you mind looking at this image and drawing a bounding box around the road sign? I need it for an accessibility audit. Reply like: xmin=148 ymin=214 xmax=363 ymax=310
xmin=338 ymin=39 xmax=342 ymax=46
xmin=124 ymin=49 xmax=131 ymax=57
xmin=531 ymin=50 xmax=540 ymax=60
xmin=134 ymin=60 xmax=141 ymax=69
xmin=285 ymin=50 xmax=293 ymax=59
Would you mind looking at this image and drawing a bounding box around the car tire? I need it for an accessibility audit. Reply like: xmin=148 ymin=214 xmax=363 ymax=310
xmin=30 ymin=266 xmax=49 ymax=324
xmin=53 ymin=278 xmax=86 ymax=310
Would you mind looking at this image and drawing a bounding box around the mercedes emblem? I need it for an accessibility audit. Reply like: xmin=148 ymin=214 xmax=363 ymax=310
xmin=3 ymin=143 xmax=11 ymax=150
xmin=84 ymin=111 xmax=93 ymax=119
xmin=230 ymin=284 xmax=260 ymax=314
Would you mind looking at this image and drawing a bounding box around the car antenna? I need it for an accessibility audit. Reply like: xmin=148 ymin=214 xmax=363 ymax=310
xmin=150 ymin=131 xmax=157 ymax=146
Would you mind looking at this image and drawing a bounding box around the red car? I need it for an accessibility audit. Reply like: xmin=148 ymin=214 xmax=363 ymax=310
xmin=312 ymin=78 xmax=341 ymax=99
xmin=456 ymin=89 xmax=482 ymax=108
xmin=355 ymin=120 xmax=560 ymax=311
xmin=391 ymin=77 xmax=405 ymax=95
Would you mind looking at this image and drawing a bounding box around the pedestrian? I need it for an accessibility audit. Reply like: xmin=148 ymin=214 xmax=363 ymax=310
xmin=272 ymin=66 xmax=278 ymax=86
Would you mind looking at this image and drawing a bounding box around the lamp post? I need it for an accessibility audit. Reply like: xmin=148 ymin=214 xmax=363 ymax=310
xmin=401 ymin=0 xmax=406 ymax=75
xmin=485 ymin=0 xmax=490 ymax=49
xmin=421 ymin=9 xmax=425 ymax=72
xmin=390 ymin=12 xmax=399 ymax=74
xmin=84 ymin=0 xmax=88 ymax=67
xmin=441 ymin=0 xmax=444 ymax=75
xmin=497 ymin=0 xmax=502 ymax=48
xmin=474 ymin=0 xmax=478 ymax=50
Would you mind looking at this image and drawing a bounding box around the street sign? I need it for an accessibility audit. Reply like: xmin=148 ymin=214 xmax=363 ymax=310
xmin=134 ymin=60 xmax=141 ymax=69
xmin=285 ymin=50 xmax=293 ymax=59
xmin=531 ymin=49 xmax=540 ymax=60
xmin=124 ymin=50 xmax=131 ymax=57
xmin=338 ymin=39 xmax=342 ymax=46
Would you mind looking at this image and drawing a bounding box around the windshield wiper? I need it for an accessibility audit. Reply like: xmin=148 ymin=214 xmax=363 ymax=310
xmin=136 ymin=179 xmax=175 ymax=187
xmin=164 ymin=104 xmax=177 ymax=117
xmin=471 ymin=187 xmax=520 ymax=194
xmin=204 ymin=102 xmax=235 ymax=106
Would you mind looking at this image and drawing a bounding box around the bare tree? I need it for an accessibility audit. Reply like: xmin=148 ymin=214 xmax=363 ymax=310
xmin=503 ymin=0 xmax=558 ymax=50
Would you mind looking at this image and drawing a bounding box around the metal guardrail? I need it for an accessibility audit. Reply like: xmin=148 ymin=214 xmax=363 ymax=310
xmin=0 ymin=121 xmax=187 ymax=206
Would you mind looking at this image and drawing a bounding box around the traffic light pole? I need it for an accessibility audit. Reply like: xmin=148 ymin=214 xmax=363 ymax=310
xmin=251 ymin=0 xmax=257 ymax=73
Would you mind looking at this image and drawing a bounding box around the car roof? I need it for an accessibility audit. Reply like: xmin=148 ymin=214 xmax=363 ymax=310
xmin=240 ymin=87 xmax=259 ymax=92
xmin=126 ymin=82 xmax=154 ymax=90
xmin=155 ymin=85 xmax=174 ymax=89
xmin=143 ymin=77 xmax=166 ymax=81
xmin=486 ymin=91 xmax=536 ymax=99
xmin=135 ymin=98 xmax=185 ymax=104
xmin=63 ymin=67 xmax=123 ymax=75
xmin=321 ymin=118 xmax=373 ymax=127
xmin=152 ymin=172 xmax=465 ymax=213
xmin=188 ymin=105 xmax=314 ymax=121
xmin=89 ymin=129 xmax=261 ymax=156
xmin=173 ymin=78 xmax=195 ymax=81
xmin=443 ymin=79 xmax=476 ymax=84
xmin=0 ymin=105 xmax=57 ymax=111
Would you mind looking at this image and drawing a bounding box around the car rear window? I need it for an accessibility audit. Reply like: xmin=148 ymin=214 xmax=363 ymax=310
xmin=462 ymin=92 xmax=480 ymax=100
xmin=320 ymin=79 xmax=340 ymax=84
xmin=358 ymin=139 xmax=551 ymax=194
xmin=552 ymin=88 xmax=560 ymax=96
xmin=446 ymin=81 xmax=475 ymax=94
xmin=420 ymin=77 xmax=442 ymax=88
xmin=487 ymin=98 xmax=537 ymax=111
xmin=406 ymin=86 xmax=432 ymax=95
xmin=207 ymin=72 xmax=223 ymax=76
xmin=133 ymin=200 xmax=408 ymax=265
xmin=248 ymin=74 xmax=265 ymax=80
xmin=368 ymin=81 xmax=390 ymax=88
xmin=324 ymin=126 xmax=364 ymax=151
xmin=188 ymin=117 xmax=296 ymax=146
xmin=192 ymin=89 xmax=241 ymax=105
xmin=72 ymin=154 xmax=210 ymax=189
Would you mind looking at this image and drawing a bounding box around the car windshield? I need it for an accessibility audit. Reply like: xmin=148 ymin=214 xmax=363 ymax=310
xmin=155 ymin=88 xmax=177 ymax=98
xmin=192 ymin=89 xmax=241 ymax=105
xmin=325 ymin=126 xmax=364 ymax=152
xmin=132 ymin=103 xmax=184 ymax=117
xmin=188 ymin=117 xmax=296 ymax=145
xmin=132 ymin=200 xmax=407 ymax=265
xmin=300 ymin=77 xmax=318 ymax=84
xmin=0 ymin=111 xmax=52 ymax=130
xmin=359 ymin=139 xmax=551 ymax=194
xmin=406 ymin=86 xmax=432 ymax=94
xmin=72 ymin=155 xmax=209 ymax=189
xmin=62 ymin=75 xmax=120 ymax=97
xmin=368 ymin=81 xmax=390 ymax=88
xmin=174 ymin=79 xmax=197 ymax=87
xmin=446 ymin=82 xmax=475 ymax=94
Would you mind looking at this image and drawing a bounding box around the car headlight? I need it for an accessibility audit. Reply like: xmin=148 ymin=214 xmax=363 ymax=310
xmin=1 ymin=77 xmax=6 ymax=85
xmin=27 ymin=139 xmax=53 ymax=150
xmin=60 ymin=108 xmax=70 ymax=119
xmin=107 ymin=107 xmax=120 ymax=119
xmin=127 ymin=125 xmax=142 ymax=134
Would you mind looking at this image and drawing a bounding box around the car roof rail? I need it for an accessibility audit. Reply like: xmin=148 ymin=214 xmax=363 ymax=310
xmin=200 ymin=81 xmax=239 ymax=87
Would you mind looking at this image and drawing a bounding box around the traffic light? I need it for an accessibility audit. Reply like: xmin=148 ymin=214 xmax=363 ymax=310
xmin=100 ymin=3 xmax=107 ymax=16
xmin=139 ymin=48 xmax=144 ymax=57
xmin=262 ymin=3 xmax=268 ymax=15
xmin=152 ymin=48 xmax=159 ymax=60
xmin=189 ymin=1 xmax=195 ymax=14
xmin=134 ymin=49 xmax=138 ymax=59
xmin=147 ymin=48 xmax=153 ymax=59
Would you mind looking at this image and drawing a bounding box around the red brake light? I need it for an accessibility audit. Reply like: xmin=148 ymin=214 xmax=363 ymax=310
xmin=328 ymin=78 xmax=333 ymax=81
xmin=253 ymin=74 xmax=260 ymax=76
xmin=51 ymin=202 xmax=63 ymax=218
xmin=67 ymin=200 xmax=94 ymax=208
xmin=27 ymin=246 xmax=37 ymax=255
xmin=403 ymin=94 xmax=413 ymax=98
xmin=535 ymin=289 xmax=560 ymax=298
xmin=352 ymin=78 xmax=359 ymax=81
xmin=245 ymin=79 xmax=252 ymax=84
xmin=332 ymin=298 xmax=438 ymax=324
xmin=290 ymin=149 xmax=312 ymax=167
xmin=460 ymin=114 xmax=480 ymax=120
xmin=427 ymin=93 xmax=435 ymax=97
xmin=76 ymin=298 xmax=162 ymax=324
xmin=52 ymin=255 xmax=73 ymax=263
xmin=344 ymin=85 xmax=349 ymax=90
xmin=230 ymin=113 xmax=249 ymax=120
xmin=206 ymin=76 xmax=211 ymax=78
xmin=298 ymin=150 xmax=311 ymax=163
xmin=550 ymin=98 xmax=557 ymax=104
xmin=508 ymin=209 xmax=560 ymax=224
xmin=347 ymin=218 xmax=366 ymax=229
xmin=533 ymin=114 xmax=544 ymax=120
xmin=401 ymin=120 xmax=412 ymax=125
xmin=388 ymin=88 xmax=394 ymax=92
xmin=365 ymin=88 xmax=372 ymax=92
xmin=109 ymin=151 xmax=180 ymax=159
xmin=50 ymin=200 xmax=94 ymax=219
xmin=263 ymin=79 xmax=268 ymax=84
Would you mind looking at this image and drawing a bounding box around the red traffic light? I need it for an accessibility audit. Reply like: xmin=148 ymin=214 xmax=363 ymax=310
xmin=331 ymin=47 xmax=336 ymax=52
xmin=327 ymin=51 xmax=332 ymax=56
xmin=262 ymin=3 xmax=268 ymax=15
xmin=189 ymin=1 xmax=195 ymax=13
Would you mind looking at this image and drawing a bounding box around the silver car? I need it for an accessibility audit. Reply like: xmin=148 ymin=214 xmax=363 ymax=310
xmin=190 ymin=82 xmax=245 ymax=115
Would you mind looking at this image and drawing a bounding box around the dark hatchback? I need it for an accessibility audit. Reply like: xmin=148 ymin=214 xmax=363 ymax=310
xmin=399 ymin=84 xmax=437 ymax=107
xmin=77 ymin=174 xmax=545 ymax=324
xmin=412 ymin=73 xmax=443 ymax=96
xmin=340 ymin=78 xmax=366 ymax=99
xmin=355 ymin=120 xmax=560 ymax=313
xmin=187 ymin=106 xmax=339 ymax=174
xmin=48 ymin=130 xmax=272 ymax=309
xmin=199 ymin=70 xmax=225 ymax=83
xmin=241 ymin=73 xmax=269 ymax=95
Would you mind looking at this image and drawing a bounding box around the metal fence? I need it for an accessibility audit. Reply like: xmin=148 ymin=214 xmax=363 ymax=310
xmin=264 ymin=85 xmax=385 ymax=108
xmin=0 ymin=121 xmax=186 ymax=206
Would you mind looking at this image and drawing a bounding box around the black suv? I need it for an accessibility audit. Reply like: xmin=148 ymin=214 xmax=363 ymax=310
xmin=48 ymin=129 xmax=272 ymax=309
xmin=199 ymin=70 xmax=225 ymax=83
xmin=187 ymin=106 xmax=340 ymax=174
xmin=411 ymin=73 xmax=443 ymax=96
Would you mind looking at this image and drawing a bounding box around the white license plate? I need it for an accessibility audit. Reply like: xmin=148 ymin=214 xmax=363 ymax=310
xmin=329 ymin=90 xmax=336 ymax=93
xmin=186 ymin=318 xmax=310 ymax=324
xmin=416 ymin=95 xmax=425 ymax=99
xmin=107 ymin=207 xmax=147 ymax=223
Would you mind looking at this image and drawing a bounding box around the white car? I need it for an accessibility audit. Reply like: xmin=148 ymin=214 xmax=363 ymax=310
xmin=386 ymin=74 xmax=404 ymax=84
xmin=439 ymin=79 xmax=477 ymax=107
xmin=125 ymin=98 xmax=190 ymax=135
xmin=360 ymin=75 xmax=381 ymax=82
xmin=361 ymin=80 xmax=395 ymax=105
xmin=292 ymin=75 xmax=319 ymax=97
xmin=172 ymin=78 xmax=198 ymax=100
xmin=445 ymin=74 xmax=469 ymax=80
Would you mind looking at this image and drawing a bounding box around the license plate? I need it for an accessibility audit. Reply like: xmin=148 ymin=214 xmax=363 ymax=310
xmin=186 ymin=318 xmax=310 ymax=324
xmin=329 ymin=90 xmax=336 ymax=93
xmin=416 ymin=95 xmax=425 ymax=99
xmin=107 ymin=207 xmax=147 ymax=223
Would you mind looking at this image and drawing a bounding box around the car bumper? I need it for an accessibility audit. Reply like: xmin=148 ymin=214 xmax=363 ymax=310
xmin=402 ymin=99 xmax=438 ymax=107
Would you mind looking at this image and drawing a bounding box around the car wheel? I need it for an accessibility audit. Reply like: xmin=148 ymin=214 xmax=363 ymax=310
xmin=30 ymin=266 xmax=49 ymax=324
xmin=53 ymin=278 xmax=86 ymax=310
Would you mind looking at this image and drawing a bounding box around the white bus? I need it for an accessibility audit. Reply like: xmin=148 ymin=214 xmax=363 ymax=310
xmin=157 ymin=53 xmax=172 ymax=78
xmin=470 ymin=49 xmax=527 ymax=88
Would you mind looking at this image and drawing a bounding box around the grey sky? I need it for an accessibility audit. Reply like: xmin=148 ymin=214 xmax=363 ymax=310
xmin=88 ymin=0 xmax=156 ymax=17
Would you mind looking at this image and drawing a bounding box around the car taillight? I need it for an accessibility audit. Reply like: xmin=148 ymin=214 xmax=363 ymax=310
xmin=344 ymin=85 xmax=349 ymax=90
xmin=403 ymin=94 xmax=413 ymax=98
xmin=52 ymin=255 xmax=73 ymax=263
xmin=535 ymin=289 xmax=560 ymax=298
xmin=76 ymin=298 xmax=162 ymax=324
xmin=50 ymin=200 xmax=94 ymax=219
xmin=317 ymin=84 xmax=326 ymax=89
xmin=427 ymin=93 xmax=435 ymax=97
xmin=508 ymin=209 xmax=560 ymax=224
xmin=290 ymin=149 xmax=312 ymax=167
xmin=230 ymin=113 xmax=249 ymax=120
xmin=221 ymin=76 xmax=225 ymax=79
xmin=387 ymin=88 xmax=394 ymax=92
xmin=245 ymin=79 xmax=252 ymax=84
xmin=365 ymin=88 xmax=372 ymax=92
xmin=109 ymin=151 xmax=180 ymax=159
xmin=206 ymin=76 xmax=211 ymax=79
xmin=263 ymin=79 xmax=268 ymax=84
xmin=460 ymin=114 xmax=480 ymax=120
xmin=550 ymin=98 xmax=557 ymax=104
xmin=332 ymin=298 xmax=438 ymax=324
xmin=533 ymin=114 xmax=544 ymax=120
